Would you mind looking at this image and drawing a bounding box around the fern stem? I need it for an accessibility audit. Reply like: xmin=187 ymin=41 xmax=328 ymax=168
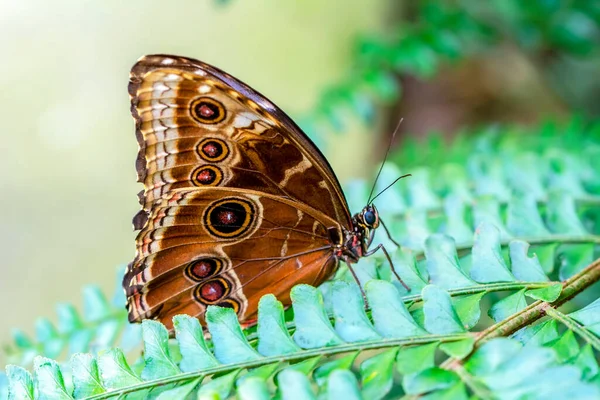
xmin=86 ymin=334 xmax=471 ymax=399
xmin=544 ymin=308 xmax=600 ymax=351
xmin=452 ymin=364 xmax=493 ymax=399
xmin=401 ymin=281 xmax=557 ymax=302
xmin=441 ymin=257 xmax=600 ymax=371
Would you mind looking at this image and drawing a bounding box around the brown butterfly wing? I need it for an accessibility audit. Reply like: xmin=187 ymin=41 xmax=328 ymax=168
xmin=125 ymin=187 xmax=340 ymax=330
xmin=128 ymin=54 xmax=351 ymax=229
xmin=124 ymin=54 xmax=350 ymax=327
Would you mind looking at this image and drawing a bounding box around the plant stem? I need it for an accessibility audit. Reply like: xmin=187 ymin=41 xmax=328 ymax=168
xmin=86 ymin=333 xmax=471 ymax=399
xmin=544 ymin=308 xmax=600 ymax=351
xmin=452 ymin=364 xmax=493 ymax=399
xmin=441 ymin=257 xmax=600 ymax=371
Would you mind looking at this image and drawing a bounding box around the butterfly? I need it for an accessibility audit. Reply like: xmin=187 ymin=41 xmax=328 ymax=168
xmin=123 ymin=54 xmax=408 ymax=331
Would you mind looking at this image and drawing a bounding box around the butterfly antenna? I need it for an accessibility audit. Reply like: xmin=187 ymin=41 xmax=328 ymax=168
xmin=366 ymin=118 xmax=404 ymax=204
xmin=369 ymin=173 xmax=412 ymax=204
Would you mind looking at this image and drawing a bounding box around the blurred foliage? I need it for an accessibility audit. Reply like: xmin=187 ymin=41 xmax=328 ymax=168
xmin=303 ymin=0 xmax=600 ymax=141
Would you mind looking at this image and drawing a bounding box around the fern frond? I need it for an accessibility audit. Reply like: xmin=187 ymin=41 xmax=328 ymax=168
xmin=3 ymin=270 xmax=141 ymax=369
xmin=6 ymin=232 xmax=599 ymax=398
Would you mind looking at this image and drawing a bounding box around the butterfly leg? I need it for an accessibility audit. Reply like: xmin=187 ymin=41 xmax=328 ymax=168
xmin=343 ymin=260 xmax=370 ymax=309
xmin=379 ymin=218 xmax=401 ymax=247
xmin=365 ymin=244 xmax=410 ymax=291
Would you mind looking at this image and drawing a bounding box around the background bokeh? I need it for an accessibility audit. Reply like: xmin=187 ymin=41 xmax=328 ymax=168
xmin=2 ymin=0 xmax=600 ymax=360
xmin=0 ymin=0 xmax=391 ymax=351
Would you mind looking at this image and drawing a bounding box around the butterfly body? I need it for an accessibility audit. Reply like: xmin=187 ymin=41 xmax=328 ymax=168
xmin=123 ymin=55 xmax=396 ymax=330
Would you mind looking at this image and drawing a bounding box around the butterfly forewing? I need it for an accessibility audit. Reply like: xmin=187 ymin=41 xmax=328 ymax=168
xmin=124 ymin=55 xmax=351 ymax=329
xmin=128 ymin=54 xmax=351 ymax=227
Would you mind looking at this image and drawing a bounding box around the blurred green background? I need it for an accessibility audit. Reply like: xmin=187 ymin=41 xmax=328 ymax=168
xmin=1 ymin=0 xmax=599 ymax=355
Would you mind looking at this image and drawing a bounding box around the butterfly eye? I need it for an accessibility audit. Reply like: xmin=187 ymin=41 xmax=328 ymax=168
xmin=364 ymin=210 xmax=376 ymax=225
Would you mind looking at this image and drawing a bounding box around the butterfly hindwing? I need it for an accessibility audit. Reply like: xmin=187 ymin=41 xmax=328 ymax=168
xmin=124 ymin=187 xmax=339 ymax=330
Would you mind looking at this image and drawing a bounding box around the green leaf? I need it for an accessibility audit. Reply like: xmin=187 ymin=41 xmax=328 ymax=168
xmin=420 ymin=381 xmax=468 ymax=400
xmin=470 ymin=222 xmax=515 ymax=282
xmin=422 ymin=285 xmax=465 ymax=334
xmin=197 ymin=370 xmax=240 ymax=399
xmin=453 ymin=292 xmax=485 ymax=329
xmin=465 ymin=338 xmax=523 ymax=376
xmin=35 ymin=319 xmax=63 ymax=360
xmin=313 ymin=352 xmax=358 ymax=386
xmin=506 ymin=192 xmax=549 ymax=236
xmin=71 ymin=353 xmax=105 ymax=398
xmin=33 ymin=357 xmax=71 ymax=400
xmin=443 ymin=194 xmax=473 ymax=244
xmin=286 ymin=356 xmax=321 ymax=375
xmin=331 ymin=281 xmax=380 ymax=342
xmin=156 ymin=378 xmax=201 ymax=399
xmin=467 ymin=339 xmax=566 ymax=395
xmin=365 ymin=280 xmax=427 ymax=338
xmin=361 ymin=68 xmax=400 ymax=102
xmin=513 ymin=320 xmax=560 ymax=347
xmin=360 ymin=348 xmax=398 ymax=400
xmin=439 ymin=338 xmax=474 ymax=359
xmin=389 ymin=248 xmax=428 ymax=293
xmin=327 ymin=369 xmax=362 ymax=400
xmin=56 ymin=304 xmax=91 ymax=355
xmin=370 ymin=164 xmax=407 ymax=215
xmin=11 ymin=329 xmax=34 ymax=350
xmin=277 ymin=369 xmax=316 ymax=400
xmin=6 ymin=365 xmax=34 ymax=400
xmin=531 ymin=243 xmax=558 ymax=275
xmin=141 ymin=320 xmax=180 ymax=380
xmin=84 ymin=286 xmax=120 ymax=350
xmin=56 ymin=303 xmax=83 ymax=333
xmin=237 ymin=377 xmax=271 ymax=400
xmin=83 ymin=285 xmax=112 ymax=321
xmin=550 ymin=11 xmax=597 ymax=54
xmin=569 ymin=298 xmax=600 ymax=336
xmin=472 ymin=196 xmax=511 ymax=239
xmin=97 ymin=348 xmax=141 ymax=389
xmin=173 ymin=315 xmax=219 ymax=372
xmin=546 ymin=192 xmax=587 ymax=234
xmin=488 ymin=289 xmax=527 ymax=323
xmin=403 ymin=367 xmax=460 ymax=395
xmin=206 ymin=306 xmax=260 ymax=364
xmin=557 ymin=244 xmax=595 ymax=280
xmin=291 ymin=285 xmax=343 ymax=348
xmin=406 ymin=168 xmax=441 ymax=210
xmin=257 ymin=295 xmax=300 ymax=356
xmin=239 ymin=362 xmax=280 ymax=384
xmin=397 ymin=342 xmax=438 ymax=376
xmin=546 ymin=330 xmax=579 ymax=363
xmin=425 ymin=235 xmax=475 ymax=289
xmin=119 ymin=323 xmax=142 ymax=353
xmin=575 ymin=344 xmax=599 ymax=381
xmin=525 ymin=283 xmax=562 ymax=302
xmin=509 ymin=241 xmax=550 ymax=282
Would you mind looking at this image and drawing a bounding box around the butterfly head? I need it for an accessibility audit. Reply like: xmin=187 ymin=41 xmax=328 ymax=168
xmin=358 ymin=204 xmax=380 ymax=229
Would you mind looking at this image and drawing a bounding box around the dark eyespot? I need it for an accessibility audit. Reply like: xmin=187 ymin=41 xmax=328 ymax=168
xmin=364 ymin=210 xmax=376 ymax=225
xmin=190 ymin=97 xmax=226 ymax=124
xmin=203 ymin=197 xmax=256 ymax=239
